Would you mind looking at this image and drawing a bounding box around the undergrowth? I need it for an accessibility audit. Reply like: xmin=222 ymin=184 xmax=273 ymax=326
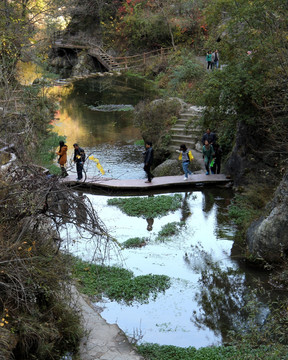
xmin=33 ymin=127 xmax=66 ymax=174
xmin=228 ymin=186 xmax=272 ymax=233
xmin=136 ymin=343 xmax=288 ymax=360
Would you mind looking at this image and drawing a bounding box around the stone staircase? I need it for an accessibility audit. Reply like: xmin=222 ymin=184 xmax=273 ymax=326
xmin=169 ymin=106 xmax=203 ymax=159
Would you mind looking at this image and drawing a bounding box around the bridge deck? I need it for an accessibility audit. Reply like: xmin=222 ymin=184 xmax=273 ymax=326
xmin=62 ymin=173 xmax=232 ymax=193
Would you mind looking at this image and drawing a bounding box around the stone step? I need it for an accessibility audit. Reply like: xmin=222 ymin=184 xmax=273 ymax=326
xmin=170 ymin=140 xmax=196 ymax=148
xmin=170 ymin=134 xmax=195 ymax=142
xmin=172 ymin=120 xmax=201 ymax=128
xmin=179 ymin=112 xmax=200 ymax=118
xmin=177 ymin=119 xmax=190 ymax=124
xmin=171 ymin=125 xmax=188 ymax=131
xmin=171 ymin=128 xmax=202 ymax=137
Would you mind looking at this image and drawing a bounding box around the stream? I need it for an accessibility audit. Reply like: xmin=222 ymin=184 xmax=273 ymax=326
xmin=50 ymin=73 xmax=277 ymax=349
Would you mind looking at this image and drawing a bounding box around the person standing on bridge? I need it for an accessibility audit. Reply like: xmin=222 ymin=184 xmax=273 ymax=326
xmin=177 ymin=144 xmax=194 ymax=181
xmin=56 ymin=140 xmax=68 ymax=178
xmin=73 ymin=143 xmax=86 ymax=181
xmin=202 ymin=140 xmax=215 ymax=175
xmin=143 ymin=141 xmax=154 ymax=183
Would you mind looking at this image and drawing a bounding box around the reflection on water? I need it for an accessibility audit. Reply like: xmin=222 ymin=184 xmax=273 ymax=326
xmin=62 ymin=189 xmax=243 ymax=348
xmin=52 ymin=75 xmax=157 ymax=179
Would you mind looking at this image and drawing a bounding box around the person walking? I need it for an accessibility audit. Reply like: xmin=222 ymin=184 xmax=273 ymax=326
xmin=73 ymin=143 xmax=86 ymax=181
xmin=202 ymin=128 xmax=217 ymax=146
xmin=56 ymin=140 xmax=68 ymax=177
xmin=143 ymin=141 xmax=154 ymax=183
xmin=206 ymin=51 xmax=212 ymax=70
xmin=213 ymin=49 xmax=220 ymax=69
xmin=178 ymin=144 xmax=194 ymax=181
xmin=202 ymin=140 xmax=215 ymax=175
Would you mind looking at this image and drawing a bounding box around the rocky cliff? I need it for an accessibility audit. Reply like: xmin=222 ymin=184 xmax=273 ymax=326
xmin=246 ymin=170 xmax=288 ymax=262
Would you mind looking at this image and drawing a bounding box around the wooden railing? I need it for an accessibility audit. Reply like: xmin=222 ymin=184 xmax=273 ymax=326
xmin=112 ymin=47 xmax=172 ymax=69
xmin=52 ymin=32 xmax=173 ymax=70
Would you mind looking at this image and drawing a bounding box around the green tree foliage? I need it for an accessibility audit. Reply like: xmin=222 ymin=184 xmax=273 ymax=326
xmin=134 ymin=98 xmax=181 ymax=164
xmin=199 ymin=0 xmax=288 ymax=160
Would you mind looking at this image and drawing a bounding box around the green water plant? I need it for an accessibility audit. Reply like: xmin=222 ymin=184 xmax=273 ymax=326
xmin=134 ymin=139 xmax=145 ymax=146
xmin=122 ymin=237 xmax=148 ymax=249
xmin=73 ymin=259 xmax=170 ymax=304
xmin=107 ymin=194 xmax=182 ymax=218
xmin=156 ymin=221 xmax=185 ymax=242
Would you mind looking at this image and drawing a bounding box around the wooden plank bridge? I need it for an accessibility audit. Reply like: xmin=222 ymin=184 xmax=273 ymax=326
xmin=62 ymin=173 xmax=232 ymax=194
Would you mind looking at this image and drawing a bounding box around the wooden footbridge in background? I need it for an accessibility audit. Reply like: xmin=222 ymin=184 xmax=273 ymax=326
xmin=62 ymin=173 xmax=233 ymax=194
xmin=52 ymin=33 xmax=172 ymax=72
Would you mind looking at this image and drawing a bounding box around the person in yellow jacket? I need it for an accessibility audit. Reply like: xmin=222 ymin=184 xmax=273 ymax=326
xmin=178 ymin=144 xmax=194 ymax=181
xmin=56 ymin=141 xmax=68 ymax=177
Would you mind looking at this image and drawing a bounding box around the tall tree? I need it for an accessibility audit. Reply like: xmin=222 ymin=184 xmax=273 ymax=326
xmin=199 ymin=0 xmax=288 ymax=176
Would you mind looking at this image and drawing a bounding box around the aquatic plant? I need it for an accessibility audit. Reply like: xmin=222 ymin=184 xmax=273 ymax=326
xmin=156 ymin=221 xmax=185 ymax=242
xmin=107 ymin=194 xmax=182 ymax=218
xmin=73 ymin=259 xmax=171 ymax=304
xmin=122 ymin=237 xmax=148 ymax=249
xmin=88 ymin=104 xmax=134 ymax=111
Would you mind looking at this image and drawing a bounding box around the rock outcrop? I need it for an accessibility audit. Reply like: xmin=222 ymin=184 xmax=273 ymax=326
xmin=153 ymin=159 xmax=182 ymax=177
xmin=246 ymin=171 xmax=288 ymax=262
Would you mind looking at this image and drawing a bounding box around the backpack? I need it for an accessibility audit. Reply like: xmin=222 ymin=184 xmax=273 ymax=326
xmin=188 ymin=150 xmax=194 ymax=161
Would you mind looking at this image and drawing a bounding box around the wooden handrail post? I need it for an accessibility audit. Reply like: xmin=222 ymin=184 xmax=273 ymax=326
xmin=143 ymin=52 xmax=146 ymax=65
xmin=125 ymin=57 xmax=128 ymax=69
xmin=161 ymin=47 xmax=163 ymax=60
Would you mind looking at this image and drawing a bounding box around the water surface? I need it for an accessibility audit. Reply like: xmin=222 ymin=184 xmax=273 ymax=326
xmin=52 ymin=75 xmax=157 ymax=179
xmin=62 ymin=189 xmax=240 ymax=348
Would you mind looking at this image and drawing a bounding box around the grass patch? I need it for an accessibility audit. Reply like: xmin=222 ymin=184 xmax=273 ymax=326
xmin=136 ymin=343 xmax=288 ymax=360
xmin=122 ymin=237 xmax=148 ymax=248
xmin=73 ymin=259 xmax=170 ymax=304
xmin=156 ymin=221 xmax=185 ymax=242
xmin=134 ymin=139 xmax=145 ymax=146
xmin=107 ymin=194 xmax=182 ymax=218
xmin=34 ymin=127 xmax=66 ymax=174
xmin=228 ymin=186 xmax=271 ymax=232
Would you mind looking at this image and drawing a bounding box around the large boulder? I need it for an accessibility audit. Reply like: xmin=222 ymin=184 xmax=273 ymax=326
xmin=246 ymin=171 xmax=288 ymax=262
xmin=225 ymin=121 xmax=283 ymax=187
xmin=153 ymin=159 xmax=182 ymax=177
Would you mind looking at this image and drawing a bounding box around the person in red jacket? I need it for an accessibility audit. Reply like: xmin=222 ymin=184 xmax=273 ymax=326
xmin=56 ymin=141 xmax=68 ymax=177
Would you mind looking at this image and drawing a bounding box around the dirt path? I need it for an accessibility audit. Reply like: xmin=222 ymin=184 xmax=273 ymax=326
xmin=72 ymin=287 xmax=144 ymax=360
